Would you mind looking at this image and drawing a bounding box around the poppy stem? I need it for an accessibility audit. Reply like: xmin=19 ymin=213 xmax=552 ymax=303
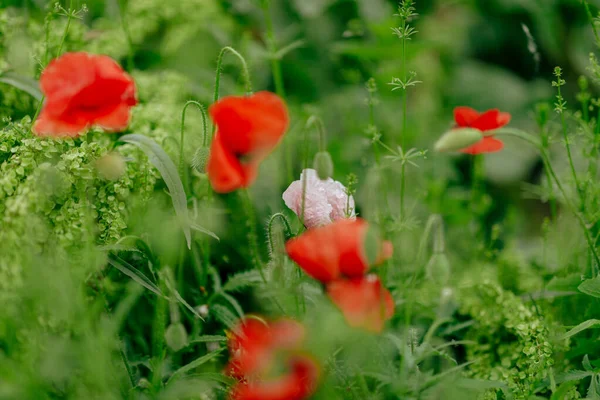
xmin=56 ymin=0 xmax=74 ymax=58
xmin=266 ymin=213 xmax=292 ymax=256
xmin=179 ymin=101 xmax=209 ymax=178
xmin=260 ymin=0 xmax=286 ymax=98
xmin=241 ymin=190 xmax=267 ymax=283
xmin=118 ymin=0 xmax=135 ymax=72
xmin=213 ymin=46 xmax=253 ymax=102
xmin=306 ymin=116 xmax=327 ymax=152
xmin=496 ymin=128 xmax=600 ymax=269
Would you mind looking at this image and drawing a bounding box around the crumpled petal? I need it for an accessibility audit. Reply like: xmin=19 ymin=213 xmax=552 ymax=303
xmin=460 ymin=136 xmax=504 ymax=155
xmin=282 ymin=169 xmax=355 ymax=229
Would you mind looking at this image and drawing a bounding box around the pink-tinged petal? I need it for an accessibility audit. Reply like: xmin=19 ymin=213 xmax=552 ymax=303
xmin=282 ymin=169 xmax=354 ymax=229
xmin=460 ymin=136 xmax=504 ymax=155
xmin=454 ymin=107 xmax=480 ymax=127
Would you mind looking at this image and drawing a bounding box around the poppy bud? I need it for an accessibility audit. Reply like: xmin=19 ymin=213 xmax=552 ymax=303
xmin=434 ymin=128 xmax=482 ymax=152
xmin=192 ymin=146 xmax=211 ymax=173
xmin=425 ymin=252 xmax=451 ymax=286
xmin=96 ymin=152 xmax=126 ymax=181
xmin=165 ymin=323 xmax=188 ymax=352
xmin=313 ymin=151 xmax=334 ymax=180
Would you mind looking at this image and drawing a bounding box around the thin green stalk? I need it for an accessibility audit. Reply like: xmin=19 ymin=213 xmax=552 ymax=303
xmin=583 ymin=0 xmax=600 ymax=46
xmin=118 ymin=0 xmax=135 ymax=72
xmin=496 ymin=128 xmax=600 ymax=268
xmin=260 ymin=0 xmax=285 ymax=98
xmin=213 ymin=46 xmax=253 ymax=103
xmin=557 ymin=83 xmax=584 ymax=208
xmin=267 ymin=213 xmax=292 ymax=256
xmin=241 ymin=189 xmax=267 ymax=283
xmin=56 ymin=0 xmax=74 ymax=58
xmin=400 ymin=17 xmax=408 ymax=218
xmin=179 ymin=100 xmax=208 ymax=177
xmin=212 ymin=47 xmax=253 ymax=140
xmin=151 ymin=275 xmax=168 ymax=388
xmin=540 ymin=126 xmax=557 ymax=221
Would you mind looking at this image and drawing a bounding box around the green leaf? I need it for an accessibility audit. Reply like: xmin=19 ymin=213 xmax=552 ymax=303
xmin=560 ymin=320 xmax=600 ymax=340
xmin=190 ymin=223 xmax=219 ymax=241
xmin=0 ymin=72 xmax=43 ymax=100
xmin=120 ymin=134 xmax=191 ymax=248
xmin=579 ymin=276 xmax=600 ymax=298
xmin=211 ymin=304 xmax=239 ymax=330
xmin=553 ymin=370 xmax=594 ymax=384
xmin=107 ymin=255 xmax=163 ymax=297
xmin=222 ymin=270 xmax=263 ymax=293
xmin=188 ymin=335 xmax=227 ymax=344
xmin=456 ymin=379 xmax=513 ymax=400
xmin=167 ymin=348 xmax=224 ymax=384
xmin=547 ymin=273 xmax=582 ymax=292
xmin=551 ymin=380 xmax=579 ymax=400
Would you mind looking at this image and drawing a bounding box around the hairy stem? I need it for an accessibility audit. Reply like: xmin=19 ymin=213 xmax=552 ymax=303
xmin=179 ymin=100 xmax=209 ymax=177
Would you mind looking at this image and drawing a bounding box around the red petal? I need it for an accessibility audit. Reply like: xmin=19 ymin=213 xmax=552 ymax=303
xmin=94 ymin=103 xmax=132 ymax=132
xmin=326 ymin=275 xmax=395 ymax=333
xmin=453 ymin=107 xmax=480 ymax=127
xmin=36 ymin=52 xmax=137 ymax=137
xmin=229 ymin=356 xmax=319 ymax=400
xmin=210 ymin=91 xmax=288 ymax=159
xmin=460 ymin=136 xmax=504 ymax=155
xmin=226 ymin=319 xmax=274 ymax=378
xmin=471 ymin=109 xmax=501 ymax=131
xmin=285 ymin=219 xmax=372 ymax=283
xmin=285 ymin=226 xmax=342 ymax=283
xmin=497 ymin=112 xmax=511 ymax=128
xmin=207 ymin=134 xmax=247 ymax=193
xmin=33 ymin=108 xmax=89 ymax=138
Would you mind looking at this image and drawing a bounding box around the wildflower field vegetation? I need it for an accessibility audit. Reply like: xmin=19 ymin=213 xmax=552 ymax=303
xmin=3 ymin=0 xmax=600 ymax=399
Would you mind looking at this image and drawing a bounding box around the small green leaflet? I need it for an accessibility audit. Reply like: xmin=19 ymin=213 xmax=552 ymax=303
xmin=120 ymin=134 xmax=195 ymax=248
xmin=0 ymin=72 xmax=43 ymax=100
xmin=560 ymin=319 xmax=600 ymax=340
xmin=579 ymin=276 xmax=600 ymax=298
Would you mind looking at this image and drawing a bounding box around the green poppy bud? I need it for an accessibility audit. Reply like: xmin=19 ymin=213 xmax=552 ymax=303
xmin=96 ymin=152 xmax=126 ymax=181
xmin=313 ymin=151 xmax=334 ymax=180
xmin=165 ymin=323 xmax=188 ymax=352
xmin=434 ymin=128 xmax=482 ymax=153
xmin=192 ymin=146 xmax=211 ymax=173
xmin=425 ymin=252 xmax=451 ymax=286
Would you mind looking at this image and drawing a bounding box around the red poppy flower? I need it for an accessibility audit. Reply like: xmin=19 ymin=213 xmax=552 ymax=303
xmin=230 ymin=357 xmax=319 ymax=400
xmin=453 ymin=107 xmax=511 ymax=154
xmin=285 ymin=219 xmax=393 ymax=283
xmin=327 ymin=275 xmax=395 ymax=333
xmin=33 ymin=52 xmax=137 ymax=138
xmin=207 ymin=92 xmax=289 ymax=193
xmin=225 ymin=318 xmax=306 ymax=378
xmin=226 ymin=318 xmax=319 ymax=400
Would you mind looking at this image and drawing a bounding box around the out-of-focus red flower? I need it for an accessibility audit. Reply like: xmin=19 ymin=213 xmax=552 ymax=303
xmin=326 ymin=275 xmax=395 ymax=333
xmin=207 ymin=92 xmax=289 ymax=193
xmin=285 ymin=219 xmax=395 ymax=332
xmin=285 ymin=219 xmax=393 ymax=283
xmin=226 ymin=318 xmax=319 ymax=400
xmin=33 ymin=52 xmax=137 ymax=138
xmin=453 ymin=107 xmax=511 ymax=155
xmin=230 ymin=357 xmax=319 ymax=400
